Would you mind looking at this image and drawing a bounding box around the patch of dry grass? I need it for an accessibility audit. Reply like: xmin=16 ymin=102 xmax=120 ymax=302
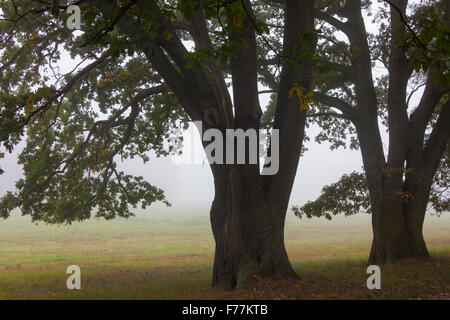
xmin=0 ymin=208 xmax=449 ymax=299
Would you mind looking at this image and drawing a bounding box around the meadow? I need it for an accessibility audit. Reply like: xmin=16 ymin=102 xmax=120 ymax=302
xmin=0 ymin=205 xmax=449 ymax=300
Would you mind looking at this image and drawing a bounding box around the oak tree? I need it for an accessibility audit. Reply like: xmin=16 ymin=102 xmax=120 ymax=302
xmin=292 ymin=0 xmax=449 ymax=264
xmin=0 ymin=0 xmax=317 ymax=289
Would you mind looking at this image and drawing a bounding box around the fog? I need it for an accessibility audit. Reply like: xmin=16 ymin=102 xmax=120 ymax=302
xmin=0 ymin=110 xmax=371 ymax=209
xmin=0 ymin=3 xmax=422 ymax=213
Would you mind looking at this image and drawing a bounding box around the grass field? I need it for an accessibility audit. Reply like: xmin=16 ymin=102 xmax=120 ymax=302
xmin=0 ymin=205 xmax=449 ymax=300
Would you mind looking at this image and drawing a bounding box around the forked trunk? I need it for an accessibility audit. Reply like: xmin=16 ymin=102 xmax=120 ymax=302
xmin=368 ymin=183 xmax=431 ymax=265
xmin=369 ymin=210 xmax=430 ymax=265
xmin=356 ymin=121 xmax=432 ymax=265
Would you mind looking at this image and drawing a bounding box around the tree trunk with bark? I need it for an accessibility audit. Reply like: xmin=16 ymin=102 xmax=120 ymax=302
xmin=209 ymin=163 xmax=298 ymax=289
xmin=207 ymin=0 xmax=315 ymax=288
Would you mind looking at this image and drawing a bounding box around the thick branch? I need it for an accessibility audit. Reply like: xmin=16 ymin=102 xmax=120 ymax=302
xmin=424 ymin=101 xmax=450 ymax=175
xmin=190 ymin=7 xmax=214 ymax=48
xmin=136 ymin=0 xmax=232 ymax=126
xmin=312 ymin=91 xmax=356 ymax=120
xmin=306 ymin=112 xmax=352 ymax=120
xmin=95 ymin=1 xmax=202 ymax=120
xmin=386 ymin=0 xmax=411 ymax=168
xmin=230 ymin=0 xmax=261 ymax=128
xmin=314 ymin=9 xmax=351 ymax=35
xmin=410 ymin=69 xmax=450 ymax=137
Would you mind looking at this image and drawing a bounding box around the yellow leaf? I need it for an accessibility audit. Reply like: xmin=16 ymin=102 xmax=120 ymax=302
xmin=327 ymin=292 xmax=338 ymax=298
xmin=300 ymin=100 xmax=309 ymax=112
xmin=288 ymin=83 xmax=313 ymax=112
xmin=305 ymin=91 xmax=314 ymax=98
xmin=252 ymin=274 xmax=262 ymax=282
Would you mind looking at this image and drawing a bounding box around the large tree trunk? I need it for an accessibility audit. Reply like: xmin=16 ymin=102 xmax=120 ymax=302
xmin=368 ymin=201 xmax=430 ymax=265
xmin=365 ymin=105 xmax=450 ymax=265
xmin=366 ymin=148 xmax=433 ymax=264
xmin=209 ymin=164 xmax=297 ymax=289
xmin=360 ymin=135 xmax=432 ymax=264
xmin=355 ymin=113 xmax=432 ymax=265
xmin=206 ymin=0 xmax=314 ymax=289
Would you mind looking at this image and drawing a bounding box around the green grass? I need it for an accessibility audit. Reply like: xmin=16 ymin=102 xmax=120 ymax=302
xmin=0 ymin=206 xmax=449 ymax=299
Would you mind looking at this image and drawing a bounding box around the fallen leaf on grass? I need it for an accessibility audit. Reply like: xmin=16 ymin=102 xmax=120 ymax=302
xmin=327 ymin=292 xmax=338 ymax=298
xmin=252 ymin=274 xmax=262 ymax=282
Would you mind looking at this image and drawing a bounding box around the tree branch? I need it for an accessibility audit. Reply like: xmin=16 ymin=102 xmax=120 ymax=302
xmin=423 ymin=100 xmax=450 ymax=175
xmin=306 ymin=112 xmax=352 ymax=120
xmin=314 ymin=9 xmax=351 ymax=35
xmin=410 ymin=68 xmax=450 ymax=135
xmin=312 ymin=91 xmax=356 ymax=120
xmin=80 ymin=0 xmax=138 ymax=47
xmin=230 ymin=0 xmax=261 ymax=127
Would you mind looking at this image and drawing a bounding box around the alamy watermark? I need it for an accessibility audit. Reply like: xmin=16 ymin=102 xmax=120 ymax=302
xmin=66 ymin=5 xmax=81 ymax=30
xmin=171 ymin=121 xmax=280 ymax=175
xmin=366 ymin=265 xmax=381 ymax=289
xmin=66 ymin=265 xmax=81 ymax=290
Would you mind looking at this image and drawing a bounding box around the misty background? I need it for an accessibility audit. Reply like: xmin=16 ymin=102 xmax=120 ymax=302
xmin=0 ymin=4 xmax=422 ymax=216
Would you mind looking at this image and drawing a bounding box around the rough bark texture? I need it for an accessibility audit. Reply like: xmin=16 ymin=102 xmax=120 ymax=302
xmin=209 ymin=163 xmax=297 ymax=289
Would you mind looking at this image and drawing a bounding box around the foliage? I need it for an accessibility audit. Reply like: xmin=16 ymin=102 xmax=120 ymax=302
xmin=0 ymin=0 xmax=193 ymax=222
xmin=0 ymin=0 xmax=447 ymax=224
xmin=292 ymin=172 xmax=370 ymax=219
xmin=430 ymin=152 xmax=450 ymax=214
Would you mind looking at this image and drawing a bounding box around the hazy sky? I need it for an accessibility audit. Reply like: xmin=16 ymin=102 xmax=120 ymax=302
xmin=0 ymin=3 xmax=422 ymax=213
xmin=0 ymin=119 xmax=368 ymax=209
